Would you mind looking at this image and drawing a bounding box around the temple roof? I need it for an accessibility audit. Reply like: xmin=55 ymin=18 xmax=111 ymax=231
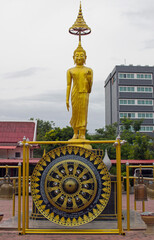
xmin=0 ymin=120 xmax=37 ymax=143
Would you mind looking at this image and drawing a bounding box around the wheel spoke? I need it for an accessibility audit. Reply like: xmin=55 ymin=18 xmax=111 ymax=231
xmin=79 ymin=168 xmax=88 ymax=178
xmin=52 ymin=193 xmax=61 ymax=202
xmin=47 ymin=187 xmax=59 ymax=192
xmin=82 ymin=178 xmax=94 ymax=184
xmin=79 ymin=195 xmax=87 ymax=204
xmin=47 ymin=176 xmax=60 ymax=183
xmin=62 ymin=197 xmax=68 ymax=208
xmin=72 ymin=197 xmax=78 ymax=209
xmin=54 ymin=168 xmax=63 ymax=178
xmin=63 ymin=163 xmax=69 ymax=175
xmin=73 ymin=162 xmax=79 ymax=175
xmin=83 ymin=189 xmax=93 ymax=194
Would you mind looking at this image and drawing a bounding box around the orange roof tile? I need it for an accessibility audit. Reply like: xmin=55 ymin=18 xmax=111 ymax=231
xmin=0 ymin=121 xmax=37 ymax=143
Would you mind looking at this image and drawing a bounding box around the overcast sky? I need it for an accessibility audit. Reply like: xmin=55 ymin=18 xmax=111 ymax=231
xmin=0 ymin=0 xmax=154 ymax=133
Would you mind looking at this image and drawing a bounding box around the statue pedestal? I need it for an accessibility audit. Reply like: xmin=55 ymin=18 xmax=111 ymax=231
xmin=67 ymin=139 xmax=92 ymax=150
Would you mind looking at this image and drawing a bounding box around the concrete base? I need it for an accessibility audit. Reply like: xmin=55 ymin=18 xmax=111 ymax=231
xmin=0 ymin=210 xmax=146 ymax=231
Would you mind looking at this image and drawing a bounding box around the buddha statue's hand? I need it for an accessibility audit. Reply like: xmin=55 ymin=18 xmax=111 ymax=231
xmin=66 ymin=101 xmax=70 ymax=111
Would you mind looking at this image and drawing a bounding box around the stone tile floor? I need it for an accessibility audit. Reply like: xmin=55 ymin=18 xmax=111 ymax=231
xmin=0 ymin=194 xmax=154 ymax=239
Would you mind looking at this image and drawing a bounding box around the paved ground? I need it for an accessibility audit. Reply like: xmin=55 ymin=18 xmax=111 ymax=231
xmin=0 ymin=193 xmax=154 ymax=239
xmin=0 ymin=230 xmax=153 ymax=240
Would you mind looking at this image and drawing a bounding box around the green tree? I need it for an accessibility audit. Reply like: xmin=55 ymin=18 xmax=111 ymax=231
xmin=89 ymin=123 xmax=118 ymax=159
xmin=36 ymin=119 xmax=55 ymax=140
xmin=44 ymin=126 xmax=73 ymax=151
xmin=33 ymin=119 xmax=55 ymax=157
xmin=32 ymin=117 xmax=154 ymax=162
xmin=128 ymin=133 xmax=153 ymax=160
xmin=121 ymin=117 xmax=133 ymax=130
xmin=132 ymin=119 xmax=143 ymax=132
xmin=94 ymin=122 xmax=118 ymax=139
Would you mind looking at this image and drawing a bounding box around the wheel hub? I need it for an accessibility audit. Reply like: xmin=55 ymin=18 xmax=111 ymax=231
xmin=63 ymin=178 xmax=79 ymax=194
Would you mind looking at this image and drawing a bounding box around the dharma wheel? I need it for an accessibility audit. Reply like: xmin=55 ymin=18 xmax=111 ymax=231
xmin=31 ymin=146 xmax=111 ymax=226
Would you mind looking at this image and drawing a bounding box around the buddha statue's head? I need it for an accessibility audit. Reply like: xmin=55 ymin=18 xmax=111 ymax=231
xmin=73 ymin=41 xmax=87 ymax=65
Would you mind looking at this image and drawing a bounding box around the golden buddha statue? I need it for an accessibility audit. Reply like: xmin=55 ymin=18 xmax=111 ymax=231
xmin=66 ymin=2 xmax=93 ymax=145
xmin=66 ymin=41 xmax=93 ymax=140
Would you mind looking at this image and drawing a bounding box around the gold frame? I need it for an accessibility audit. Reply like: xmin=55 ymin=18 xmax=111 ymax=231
xmin=20 ymin=138 xmax=125 ymax=235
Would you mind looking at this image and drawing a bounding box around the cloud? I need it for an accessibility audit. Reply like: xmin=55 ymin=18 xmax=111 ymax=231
xmin=144 ymin=39 xmax=154 ymax=49
xmin=1 ymin=0 xmax=154 ymax=133
xmin=27 ymin=90 xmax=65 ymax=103
xmin=0 ymin=82 xmax=104 ymax=133
xmin=123 ymin=4 xmax=154 ymax=29
xmin=1 ymin=67 xmax=45 ymax=79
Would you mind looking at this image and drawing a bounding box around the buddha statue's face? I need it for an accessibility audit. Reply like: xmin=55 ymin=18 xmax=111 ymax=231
xmin=74 ymin=51 xmax=86 ymax=65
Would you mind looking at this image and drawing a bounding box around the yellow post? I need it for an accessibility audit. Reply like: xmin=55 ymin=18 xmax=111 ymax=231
xmin=18 ymin=164 xmax=21 ymax=231
xmin=43 ymin=148 xmax=46 ymax=157
xmin=26 ymin=144 xmax=29 ymax=229
xmin=134 ymin=178 xmax=136 ymax=211
xmin=142 ymin=201 xmax=145 ymax=212
xmin=6 ymin=165 xmax=8 ymax=175
xmin=12 ymin=179 xmax=16 ymax=216
xmin=126 ymin=163 xmax=130 ymax=231
xmin=22 ymin=137 xmax=26 ymax=235
xmin=116 ymin=137 xmax=123 ymax=234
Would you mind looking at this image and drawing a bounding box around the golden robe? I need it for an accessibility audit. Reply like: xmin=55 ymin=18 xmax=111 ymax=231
xmin=67 ymin=66 xmax=93 ymax=129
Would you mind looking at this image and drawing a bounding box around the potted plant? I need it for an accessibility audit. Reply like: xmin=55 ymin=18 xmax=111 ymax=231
xmin=0 ymin=214 xmax=3 ymax=222
xmin=141 ymin=212 xmax=154 ymax=234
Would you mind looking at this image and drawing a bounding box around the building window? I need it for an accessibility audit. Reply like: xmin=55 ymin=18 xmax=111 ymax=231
xmin=119 ymin=86 xmax=153 ymax=93
xmin=128 ymin=100 xmax=135 ymax=104
xmin=138 ymin=113 xmax=153 ymax=118
xmin=119 ymin=87 xmax=126 ymax=92
xmin=128 ymin=113 xmax=135 ymax=118
xmin=120 ymin=99 xmax=153 ymax=105
xmin=120 ymin=112 xmax=135 ymax=118
xmin=145 ymin=87 xmax=152 ymax=92
xmin=120 ymin=113 xmax=127 ymax=118
xmin=120 ymin=125 xmax=153 ymax=132
xmin=140 ymin=126 xmax=153 ymax=132
xmin=146 ymin=113 xmax=153 ymax=118
xmin=119 ymin=73 xmax=152 ymax=80
xmin=15 ymin=152 xmax=21 ymax=158
xmin=119 ymin=99 xmax=135 ymax=105
xmin=137 ymin=87 xmax=144 ymax=92
xmin=120 ymin=100 xmax=127 ymax=104
xmin=119 ymin=73 xmax=134 ymax=79
xmin=137 ymin=100 xmax=153 ymax=105
xmin=120 ymin=112 xmax=153 ymax=119
xmin=137 ymin=74 xmax=152 ymax=79
xmin=119 ymin=86 xmax=135 ymax=92
xmin=137 ymin=87 xmax=153 ymax=92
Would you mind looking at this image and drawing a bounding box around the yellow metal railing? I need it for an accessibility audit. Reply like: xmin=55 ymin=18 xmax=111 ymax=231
xmin=20 ymin=138 xmax=125 ymax=235
xmin=0 ymin=165 xmax=21 ymax=231
xmin=1 ymin=144 xmax=154 ymax=234
xmin=0 ymin=175 xmax=31 ymax=218
xmin=124 ymin=164 xmax=154 ymax=231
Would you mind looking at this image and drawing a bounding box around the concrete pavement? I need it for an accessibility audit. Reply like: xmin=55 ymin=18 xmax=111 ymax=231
xmin=0 ymin=194 xmax=154 ymax=239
